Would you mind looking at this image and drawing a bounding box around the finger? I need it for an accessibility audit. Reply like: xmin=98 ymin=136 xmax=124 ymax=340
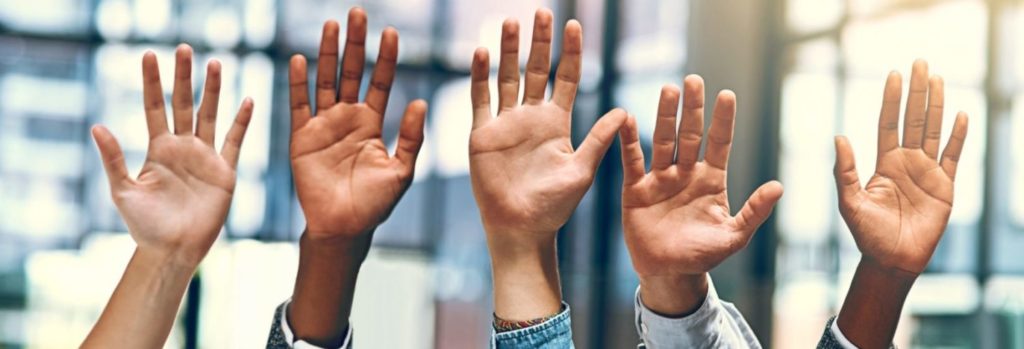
xmin=91 ymin=125 xmax=131 ymax=189
xmin=338 ymin=7 xmax=368 ymax=103
xmin=315 ymin=20 xmax=341 ymax=113
xmin=877 ymin=71 xmax=902 ymax=161
xmin=704 ymin=90 xmax=736 ymax=170
xmin=221 ymin=98 xmax=255 ymax=169
xmin=833 ymin=136 xmax=863 ymax=204
xmin=365 ymin=27 xmax=399 ymax=117
xmin=394 ymin=100 xmax=427 ymax=179
xmin=732 ymin=181 xmax=784 ymax=236
xmin=497 ymin=19 xmax=521 ymax=114
xmin=141 ymin=51 xmax=169 ymax=139
xmin=551 ymin=20 xmax=582 ymax=111
xmin=470 ymin=48 xmax=492 ymax=130
xmin=195 ymin=60 xmax=222 ymax=146
xmin=677 ymin=75 xmax=705 ymax=168
xmin=650 ymin=85 xmax=681 ymax=171
xmin=522 ymin=8 xmax=553 ymax=105
xmin=576 ymin=108 xmax=628 ymax=173
xmin=923 ymin=75 xmax=944 ymax=160
xmin=902 ymin=59 xmax=929 ymax=149
xmin=940 ymin=112 xmax=968 ymax=179
xmin=619 ymin=114 xmax=646 ymax=186
xmin=171 ymin=44 xmax=194 ymax=135
xmin=289 ymin=55 xmax=312 ymax=132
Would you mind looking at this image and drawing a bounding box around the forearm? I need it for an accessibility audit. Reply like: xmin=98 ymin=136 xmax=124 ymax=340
xmin=836 ymin=257 xmax=916 ymax=349
xmin=638 ymin=273 xmax=709 ymax=317
xmin=288 ymin=230 xmax=370 ymax=347
xmin=82 ymin=247 xmax=196 ymax=348
xmin=487 ymin=232 xmax=562 ymax=321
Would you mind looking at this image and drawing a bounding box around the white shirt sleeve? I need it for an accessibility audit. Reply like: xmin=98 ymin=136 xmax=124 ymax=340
xmin=634 ymin=275 xmax=762 ymax=349
xmin=280 ymin=300 xmax=354 ymax=349
xmin=829 ymin=317 xmax=861 ymax=349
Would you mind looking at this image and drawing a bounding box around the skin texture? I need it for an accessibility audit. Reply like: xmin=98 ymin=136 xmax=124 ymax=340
xmin=469 ymin=9 xmax=628 ymax=321
xmin=286 ymin=7 xmax=427 ymax=347
xmin=834 ymin=60 xmax=968 ymax=349
xmin=619 ymin=76 xmax=783 ymax=316
xmin=83 ymin=45 xmax=253 ymax=348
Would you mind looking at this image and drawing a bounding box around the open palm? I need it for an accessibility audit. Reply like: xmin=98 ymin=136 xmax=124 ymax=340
xmin=468 ymin=11 xmax=625 ymax=239
xmin=92 ymin=45 xmax=253 ymax=266
xmin=620 ymin=76 xmax=783 ymax=279
xmin=289 ymin=10 xmax=426 ymax=239
xmin=834 ymin=60 xmax=968 ymax=275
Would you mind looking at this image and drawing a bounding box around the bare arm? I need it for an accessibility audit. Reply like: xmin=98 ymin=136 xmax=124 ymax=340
xmin=83 ymin=45 xmax=253 ymax=348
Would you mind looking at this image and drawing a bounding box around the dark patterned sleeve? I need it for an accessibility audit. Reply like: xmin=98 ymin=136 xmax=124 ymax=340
xmin=816 ymin=317 xmax=844 ymax=349
xmin=817 ymin=316 xmax=896 ymax=349
xmin=266 ymin=302 xmax=290 ymax=349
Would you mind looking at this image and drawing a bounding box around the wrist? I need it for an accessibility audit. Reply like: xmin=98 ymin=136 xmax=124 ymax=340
xmin=304 ymin=222 xmax=376 ymax=241
xmin=836 ymin=257 xmax=917 ymax=349
xmin=486 ymin=228 xmax=563 ymax=321
xmin=857 ymin=256 xmax=921 ymax=284
xmin=289 ymin=228 xmax=370 ymax=347
xmin=134 ymin=244 xmax=204 ymax=273
xmin=485 ymin=227 xmax=558 ymax=263
xmin=299 ymin=229 xmax=373 ymax=263
xmin=638 ymin=272 xmax=709 ymax=317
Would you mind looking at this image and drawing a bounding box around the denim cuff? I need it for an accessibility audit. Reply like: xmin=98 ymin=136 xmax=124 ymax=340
xmin=491 ymin=302 xmax=574 ymax=349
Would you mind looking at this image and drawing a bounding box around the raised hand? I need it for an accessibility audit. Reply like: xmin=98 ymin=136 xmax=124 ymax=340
xmin=469 ymin=9 xmax=626 ymax=321
xmin=286 ymin=8 xmax=427 ymax=347
xmin=470 ymin=10 xmax=626 ymax=242
xmin=92 ymin=44 xmax=253 ymax=266
xmin=289 ymin=8 xmax=426 ymax=241
xmin=833 ymin=60 xmax=968 ymax=275
xmin=832 ymin=60 xmax=969 ymax=349
xmin=84 ymin=44 xmax=252 ymax=348
xmin=619 ymin=76 xmax=782 ymax=315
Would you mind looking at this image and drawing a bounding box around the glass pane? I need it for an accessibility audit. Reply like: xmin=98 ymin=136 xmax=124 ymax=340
xmin=617 ymin=0 xmax=687 ymax=74
xmin=1013 ymin=96 xmax=1024 ymax=227
xmin=431 ymin=77 xmax=475 ymax=177
xmin=0 ymin=43 xmax=90 ymax=241
xmin=279 ymin=0 xmax=434 ymax=63
xmin=786 ymin=0 xmax=842 ymax=33
xmin=778 ymin=73 xmax=836 ymax=243
xmin=0 ymin=0 xmax=92 ymax=35
xmin=842 ymin=0 xmax=987 ymax=86
xmin=443 ymin=0 xmax=551 ymax=69
xmin=789 ymin=38 xmax=838 ymax=75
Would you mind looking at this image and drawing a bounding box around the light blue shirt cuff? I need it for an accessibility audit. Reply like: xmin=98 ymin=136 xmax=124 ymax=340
xmin=635 ymin=276 xmax=762 ymax=349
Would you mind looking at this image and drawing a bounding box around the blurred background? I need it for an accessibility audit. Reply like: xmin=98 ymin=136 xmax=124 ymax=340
xmin=0 ymin=0 xmax=1022 ymax=347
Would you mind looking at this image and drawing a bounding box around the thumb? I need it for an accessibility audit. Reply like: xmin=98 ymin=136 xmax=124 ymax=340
xmin=394 ymin=100 xmax=428 ymax=179
xmin=833 ymin=136 xmax=863 ymax=204
xmin=732 ymin=180 xmax=784 ymax=235
xmin=91 ymin=125 xmax=131 ymax=189
xmin=575 ymin=108 xmax=628 ymax=173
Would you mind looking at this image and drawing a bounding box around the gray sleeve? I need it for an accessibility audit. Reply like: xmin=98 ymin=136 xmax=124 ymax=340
xmin=634 ymin=276 xmax=762 ymax=349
